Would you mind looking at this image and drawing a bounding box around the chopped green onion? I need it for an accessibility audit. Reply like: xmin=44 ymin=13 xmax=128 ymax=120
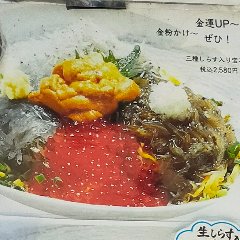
xmin=0 ymin=162 xmax=11 ymax=173
xmin=0 ymin=179 xmax=12 ymax=187
xmin=211 ymin=98 xmax=223 ymax=106
xmin=34 ymin=173 xmax=46 ymax=184
xmin=75 ymin=49 xmax=80 ymax=59
xmin=226 ymin=142 xmax=240 ymax=159
xmin=103 ymin=50 xmax=117 ymax=64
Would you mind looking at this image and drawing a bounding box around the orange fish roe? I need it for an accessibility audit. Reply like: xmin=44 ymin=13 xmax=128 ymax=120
xmin=27 ymin=120 xmax=169 ymax=207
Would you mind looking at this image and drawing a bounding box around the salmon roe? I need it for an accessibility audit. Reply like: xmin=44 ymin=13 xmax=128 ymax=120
xmin=28 ymin=120 xmax=169 ymax=207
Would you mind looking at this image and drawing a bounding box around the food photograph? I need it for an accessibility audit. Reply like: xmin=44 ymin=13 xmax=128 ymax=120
xmin=0 ymin=0 xmax=240 ymax=239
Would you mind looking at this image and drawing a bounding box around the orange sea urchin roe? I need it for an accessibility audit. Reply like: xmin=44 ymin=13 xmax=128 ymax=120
xmin=28 ymin=53 xmax=140 ymax=122
xmin=27 ymin=120 xmax=169 ymax=207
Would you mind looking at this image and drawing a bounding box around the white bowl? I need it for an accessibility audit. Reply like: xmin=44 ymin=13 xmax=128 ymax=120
xmin=0 ymin=184 xmax=222 ymax=220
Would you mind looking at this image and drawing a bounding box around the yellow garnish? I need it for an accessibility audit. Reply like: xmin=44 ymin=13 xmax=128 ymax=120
xmin=137 ymin=143 xmax=157 ymax=163
xmin=189 ymin=176 xmax=209 ymax=198
xmin=168 ymin=76 xmax=181 ymax=86
xmin=186 ymin=164 xmax=240 ymax=202
xmin=160 ymin=69 xmax=181 ymax=86
xmin=224 ymin=114 xmax=231 ymax=123
xmin=186 ymin=168 xmax=227 ymax=202
xmin=13 ymin=179 xmax=25 ymax=189
xmin=0 ymin=69 xmax=32 ymax=100
xmin=0 ymin=172 xmax=6 ymax=178
xmin=0 ymin=162 xmax=11 ymax=174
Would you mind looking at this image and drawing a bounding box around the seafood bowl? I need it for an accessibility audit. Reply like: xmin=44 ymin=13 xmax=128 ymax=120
xmin=0 ymin=4 xmax=240 ymax=220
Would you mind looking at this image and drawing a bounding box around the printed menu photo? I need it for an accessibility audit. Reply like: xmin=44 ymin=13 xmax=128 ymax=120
xmin=0 ymin=1 xmax=240 ymax=239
